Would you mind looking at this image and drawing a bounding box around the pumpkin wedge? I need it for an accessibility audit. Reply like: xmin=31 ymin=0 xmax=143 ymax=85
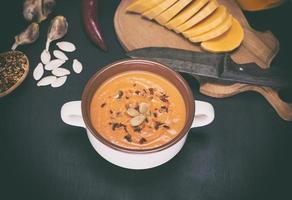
xmin=189 ymin=14 xmax=232 ymax=42
xmin=236 ymin=0 xmax=284 ymax=11
xmin=165 ymin=0 xmax=210 ymax=30
xmin=127 ymin=0 xmax=165 ymax=14
xmin=174 ymin=0 xmax=219 ymax=33
xmin=201 ymin=18 xmax=244 ymax=52
xmin=155 ymin=0 xmax=193 ymax=25
xmin=142 ymin=0 xmax=179 ymax=20
xmin=182 ymin=5 xmax=227 ymax=38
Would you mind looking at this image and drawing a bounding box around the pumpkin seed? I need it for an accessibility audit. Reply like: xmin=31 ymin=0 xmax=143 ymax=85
xmin=72 ymin=59 xmax=82 ymax=74
xmin=33 ymin=63 xmax=44 ymax=81
xmin=56 ymin=41 xmax=76 ymax=52
xmin=130 ymin=115 xmax=146 ymax=127
xmin=44 ymin=59 xmax=65 ymax=70
xmin=41 ymin=49 xmax=51 ymax=64
xmin=53 ymin=50 xmax=68 ymax=60
xmin=51 ymin=76 xmax=67 ymax=88
xmin=52 ymin=67 xmax=70 ymax=76
xmin=37 ymin=76 xmax=57 ymax=86
xmin=139 ymin=102 xmax=149 ymax=113
xmin=126 ymin=108 xmax=139 ymax=117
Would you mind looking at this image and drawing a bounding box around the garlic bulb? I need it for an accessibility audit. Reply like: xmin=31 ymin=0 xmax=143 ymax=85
xmin=23 ymin=0 xmax=56 ymax=23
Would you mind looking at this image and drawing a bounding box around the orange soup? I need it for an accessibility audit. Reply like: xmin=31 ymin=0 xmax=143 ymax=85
xmin=90 ymin=71 xmax=186 ymax=150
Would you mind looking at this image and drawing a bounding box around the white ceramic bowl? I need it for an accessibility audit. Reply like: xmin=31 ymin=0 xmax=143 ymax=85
xmin=61 ymin=59 xmax=215 ymax=170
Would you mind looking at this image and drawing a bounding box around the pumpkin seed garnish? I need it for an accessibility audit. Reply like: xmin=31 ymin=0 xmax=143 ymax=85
xmin=130 ymin=115 xmax=146 ymax=127
xmin=126 ymin=108 xmax=139 ymax=117
xmin=139 ymin=102 xmax=149 ymax=114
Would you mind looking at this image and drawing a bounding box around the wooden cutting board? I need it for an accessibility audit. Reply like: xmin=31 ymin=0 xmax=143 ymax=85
xmin=114 ymin=0 xmax=292 ymax=121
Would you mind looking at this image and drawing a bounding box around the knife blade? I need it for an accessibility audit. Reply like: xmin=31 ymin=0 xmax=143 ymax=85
xmin=126 ymin=47 xmax=292 ymax=89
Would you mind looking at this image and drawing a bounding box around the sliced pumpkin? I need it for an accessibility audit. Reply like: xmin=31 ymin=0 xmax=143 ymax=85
xmin=182 ymin=5 xmax=227 ymax=38
xmin=201 ymin=18 xmax=244 ymax=52
xmin=165 ymin=0 xmax=210 ymax=30
xmin=142 ymin=0 xmax=179 ymax=20
xmin=174 ymin=0 xmax=219 ymax=33
xmin=189 ymin=14 xmax=232 ymax=43
xmin=236 ymin=0 xmax=284 ymax=11
xmin=154 ymin=0 xmax=193 ymax=25
xmin=127 ymin=0 xmax=165 ymax=14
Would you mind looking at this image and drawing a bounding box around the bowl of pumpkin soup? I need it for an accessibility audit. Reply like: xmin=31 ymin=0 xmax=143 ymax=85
xmin=61 ymin=59 xmax=214 ymax=169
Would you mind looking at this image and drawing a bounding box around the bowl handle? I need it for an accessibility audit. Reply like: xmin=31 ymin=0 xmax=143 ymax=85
xmin=61 ymin=101 xmax=86 ymax=128
xmin=191 ymin=100 xmax=215 ymax=128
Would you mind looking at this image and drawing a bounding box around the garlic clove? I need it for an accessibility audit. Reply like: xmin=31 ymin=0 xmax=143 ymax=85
xmin=46 ymin=16 xmax=68 ymax=51
xmin=11 ymin=23 xmax=39 ymax=50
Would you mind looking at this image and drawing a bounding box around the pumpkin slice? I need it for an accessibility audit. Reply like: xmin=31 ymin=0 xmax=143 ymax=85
xmin=142 ymin=0 xmax=179 ymax=20
xmin=236 ymin=0 xmax=284 ymax=11
xmin=201 ymin=18 xmax=244 ymax=52
xmin=189 ymin=14 xmax=232 ymax=43
xmin=165 ymin=0 xmax=210 ymax=30
xmin=182 ymin=5 xmax=227 ymax=38
xmin=174 ymin=0 xmax=219 ymax=33
xmin=127 ymin=0 xmax=165 ymax=14
xmin=154 ymin=0 xmax=193 ymax=25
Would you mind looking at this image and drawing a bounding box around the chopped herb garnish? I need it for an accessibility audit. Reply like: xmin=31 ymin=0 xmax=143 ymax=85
xmin=149 ymin=88 xmax=154 ymax=95
xmin=112 ymin=123 xmax=119 ymax=131
xmin=135 ymin=90 xmax=141 ymax=95
xmin=139 ymin=137 xmax=147 ymax=144
xmin=154 ymin=121 xmax=164 ymax=130
xmin=124 ymin=134 xmax=132 ymax=142
xmin=153 ymin=112 xmax=157 ymax=118
xmin=133 ymin=126 xmax=142 ymax=133
xmin=111 ymin=123 xmax=126 ymax=131
xmin=101 ymin=103 xmax=106 ymax=108
xmin=160 ymin=106 xmax=168 ymax=113
xmin=160 ymin=94 xmax=169 ymax=102
xmin=163 ymin=125 xmax=170 ymax=129
xmin=110 ymin=110 xmax=113 ymax=114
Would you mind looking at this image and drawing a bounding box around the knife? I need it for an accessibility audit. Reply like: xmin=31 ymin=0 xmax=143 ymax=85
xmin=126 ymin=47 xmax=292 ymax=89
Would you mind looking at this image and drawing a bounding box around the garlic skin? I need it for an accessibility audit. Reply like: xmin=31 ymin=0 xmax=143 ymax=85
xmin=23 ymin=0 xmax=56 ymax=23
xmin=46 ymin=16 xmax=68 ymax=51
xmin=11 ymin=23 xmax=39 ymax=50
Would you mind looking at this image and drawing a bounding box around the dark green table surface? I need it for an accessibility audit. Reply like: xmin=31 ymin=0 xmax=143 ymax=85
xmin=1 ymin=0 xmax=292 ymax=199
